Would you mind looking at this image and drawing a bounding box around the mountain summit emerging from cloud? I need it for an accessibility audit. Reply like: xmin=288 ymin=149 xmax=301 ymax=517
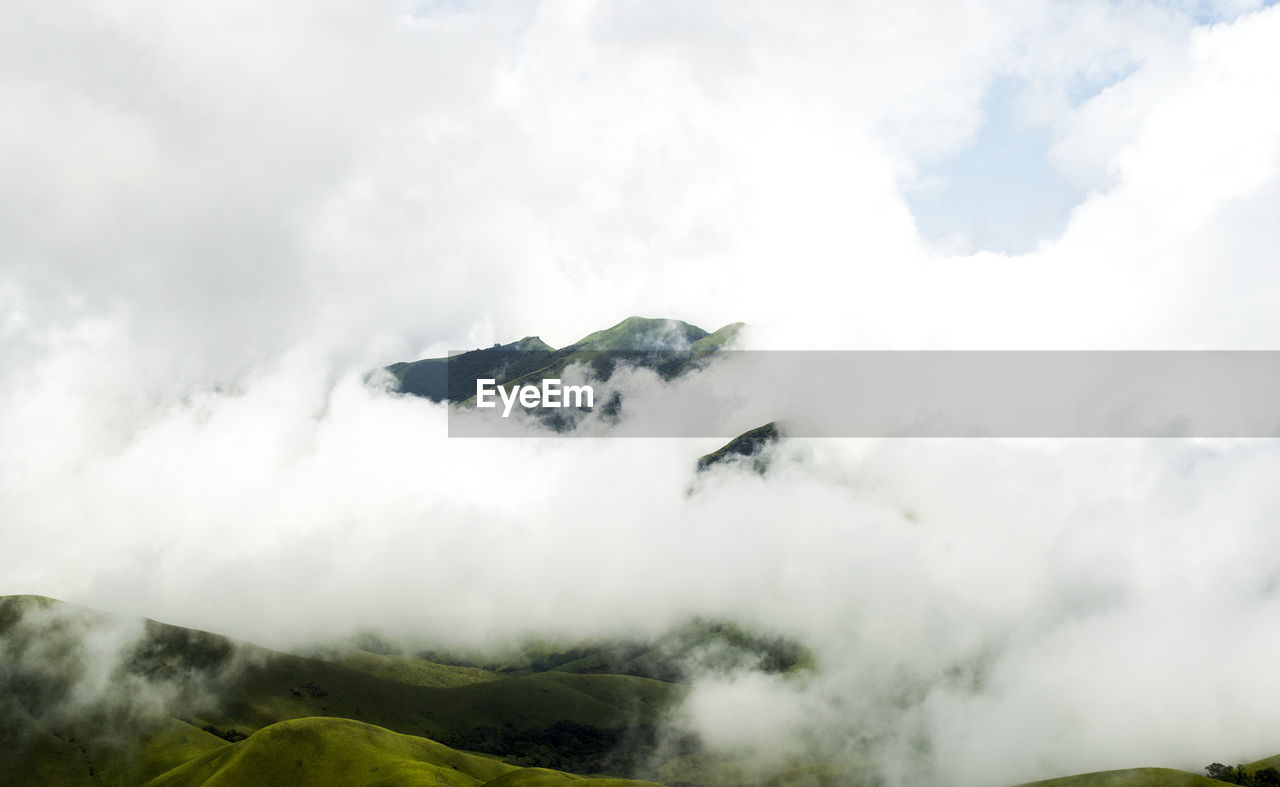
xmin=382 ymin=317 xmax=742 ymax=403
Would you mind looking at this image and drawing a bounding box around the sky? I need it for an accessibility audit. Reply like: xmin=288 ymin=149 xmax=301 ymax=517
xmin=3 ymin=1 xmax=1280 ymax=785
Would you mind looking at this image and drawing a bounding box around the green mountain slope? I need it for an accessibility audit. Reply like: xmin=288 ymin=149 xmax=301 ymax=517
xmin=145 ymin=716 xmax=666 ymax=787
xmin=433 ymin=619 xmax=808 ymax=684
xmin=145 ymin=717 xmax=511 ymax=787
xmin=695 ymin=422 xmax=781 ymax=475
xmin=386 ymin=336 xmax=556 ymax=403
xmin=383 ymin=317 xmax=743 ymax=404
xmin=334 ymin=649 xmax=502 ymax=688
xmin=1020 ymin=768 xmax=1223 ymax=786
xmin=1021 ymin=754 xmax=1280 ymax=787
xmin=480 ymin=768 xmax=664 ymax=787
xmin=0 ymin=596 xmax=681 ymax=784
xmin=212 ymin=655 xmax=677 ymax=742
xmin=8 ymin=595 xmax=1279 ymax=787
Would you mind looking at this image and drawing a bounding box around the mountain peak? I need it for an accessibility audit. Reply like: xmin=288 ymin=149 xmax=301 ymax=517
xmin=511 ymin=336 xmax=553 ymax=352
xmin=572 ymin=316 xmax=711 ymax=351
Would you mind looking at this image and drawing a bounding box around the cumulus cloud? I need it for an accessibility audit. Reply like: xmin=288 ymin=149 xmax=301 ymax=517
xmin=4 ymin=1 xmax=1280 ymax=785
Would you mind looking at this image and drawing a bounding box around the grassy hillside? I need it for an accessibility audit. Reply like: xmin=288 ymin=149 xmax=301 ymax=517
xmin=1021 ymin=752 xmax=1280 ymax=787
xmin=1020 ymin=768 xmax=1224 ymax=786
xmin=1 ymin=596 xmax=818 ymax=784
xmin=481 ymin=769 xmax=664 ymax=787
xmin=210 ymin=654 xmax=678 ymax=741
xmin=334 ymin=649 xmax=502 ymax=688
xmin=472 ymin=619 xmax=804 ymax=679
xmin=7 ymin=595 xmax=1279 ymax=787
xmin=0 ymin=691 xmax=228 ymax=786
xmin=0 ymin=595 xmax=683 ymax=783
xmin=145 ymin=716 xmax=667 ymax=786
xmin=1254 ymin=755 xmax=1280 ymax=771
xmin=145 ymin=717 xmax=512 ymax=787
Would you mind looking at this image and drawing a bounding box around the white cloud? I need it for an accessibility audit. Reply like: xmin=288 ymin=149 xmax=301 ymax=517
xmin=4 ymin=2 xmax=1280 ymax=785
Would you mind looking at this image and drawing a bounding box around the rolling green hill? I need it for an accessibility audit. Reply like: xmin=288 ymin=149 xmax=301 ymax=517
xmin=5 ymin=595 xmax=1279 ymax=787
xmin=0 ymin=595 xmax=683 ymax=784
xmin=1020 ymin=768 xmax=1224 ymax=786
xmin=143 ymin=715 xmax=668 ymax=786
xmin=1020 ymin=755 xmax=1280 ymax=787
xmin=333 ymin=649 xmax=503 ymax=688
xmin=0 ymin=597 xmax=799 ymax=785
xmin=144 ymin=716 xmax=510 ymax=787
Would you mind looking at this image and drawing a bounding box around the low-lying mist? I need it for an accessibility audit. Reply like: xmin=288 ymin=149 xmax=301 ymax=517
xmin=5 ymin=352 xmax=1280 ymax=785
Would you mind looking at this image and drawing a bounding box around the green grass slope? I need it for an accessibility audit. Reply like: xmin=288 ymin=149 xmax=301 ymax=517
xmin=1 ymin=595 xmax=683 ymax=781
xmin=1248 ymin=753 xmax=1280 ymax=772
xmin=16 ymin=595 xmax=1276 ymax=787
xmin=335 ymin=649 xmax=501 ymax=688
xmin=0 ymin=691 xmax=102 ymax=786
xmin=1023 ymin=750 xmax=1280 ymax=786
xmin=127 ymin=718 xmax=232 ymax=783
xmin=0 ymin=596 xmax=232 ymax=785
xmin=213 ymin=654 xmax=679 ymax=743
xmin=146 ymin=716 xmax=514 ymax=787
xmin=0 ymin=686 xmax=229 ymax=786
xmin=1020 ymin=767 xmax=1222 ymax=786
xmin=482 ymin=767 xmax=664 ymax=787
xmin=0 ymin=594 xmax=677 ymax=742
xmin=146 ymin=717 xmax=666 ymax=787
xmin=569 ymin=317 xmax=711 ymax=352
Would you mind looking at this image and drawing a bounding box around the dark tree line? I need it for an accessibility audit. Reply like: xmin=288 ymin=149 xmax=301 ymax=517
xmin=1206 ymin=763 xmax=1280 ymax=785
xmin=444 ymin=720 xmax=698 ymax=776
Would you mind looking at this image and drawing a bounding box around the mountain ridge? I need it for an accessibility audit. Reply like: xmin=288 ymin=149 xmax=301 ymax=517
xmin=381 ymin=317 xmax=744 ymax=404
